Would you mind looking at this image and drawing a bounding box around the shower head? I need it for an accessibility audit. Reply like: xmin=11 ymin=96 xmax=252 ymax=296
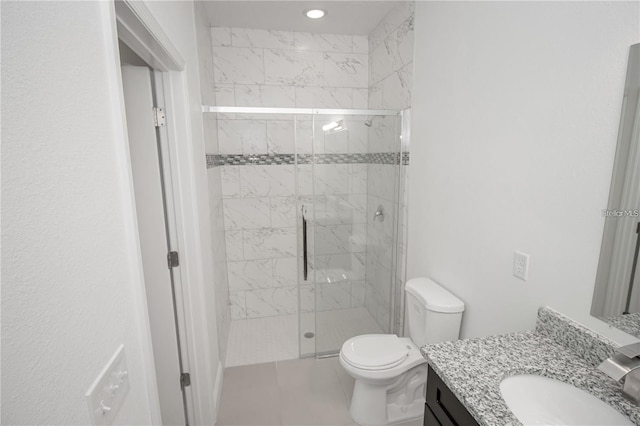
xmin=364 ymin=115 xmax=382 ymax=127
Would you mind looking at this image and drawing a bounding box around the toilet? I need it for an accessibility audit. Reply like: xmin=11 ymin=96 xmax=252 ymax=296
xmin=339 ymin=277 xmax=465 ymax=426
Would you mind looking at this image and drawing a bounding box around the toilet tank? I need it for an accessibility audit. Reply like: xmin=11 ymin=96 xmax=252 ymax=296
xmin=404 ymin=277 xmax=465 ymax=347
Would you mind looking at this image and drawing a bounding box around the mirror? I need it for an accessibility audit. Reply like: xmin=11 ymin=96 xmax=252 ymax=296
xmin=591 ymin=43 xmax=640 ymax=339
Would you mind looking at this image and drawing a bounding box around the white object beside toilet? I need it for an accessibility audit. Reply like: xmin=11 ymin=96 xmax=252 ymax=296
xmin=339 ymin=277 xmax=465 ymax=426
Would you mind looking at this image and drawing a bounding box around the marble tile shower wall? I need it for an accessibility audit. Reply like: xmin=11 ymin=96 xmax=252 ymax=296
xmin=195 ymin=1 xmax=231 ymax=365
xmin=302 ymin=119 xmax=371 ymax=319
xmin=204 ymin=126 xmax=234 ymax=361
xmin=219 ymin=122 xmax=373 ymax=320
xmin=221 ymin=146 xmax=298 ymax=320
xmin=209 ymin=27 xmax=371 ymax=320
xmin=207 ymin=160 xmax=232 ymax=349
xmin=368 ymin=1 xmax=414 ymax=111
xmin=366 ymin=1 xmax=415 ymax=332
xmin=210 ymin=27 xmax=369 ymax=109
xmin=364 ymin=117 xmax=403 ymax=332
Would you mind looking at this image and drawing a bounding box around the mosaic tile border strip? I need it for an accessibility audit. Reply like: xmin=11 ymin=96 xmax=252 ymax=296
xmin=402 ymin=152 xmax=410 ymax=166
xmin=297 ymin=153 xmax=369 ymax=165
xmin=206 ymin=152 xmax=410 ymax=168
xmin=206 ymin=153 xmax=296 ymax=166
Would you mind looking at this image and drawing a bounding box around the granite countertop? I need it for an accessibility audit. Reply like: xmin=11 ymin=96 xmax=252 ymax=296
xmin=607 ymin=313 xmax=640 ymax=339
xmin=421 ymin=308 xmax=640 ymax=426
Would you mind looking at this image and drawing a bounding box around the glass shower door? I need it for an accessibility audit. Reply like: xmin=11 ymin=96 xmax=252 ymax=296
xmin=296 ymin=111 xmax=402 ymax=356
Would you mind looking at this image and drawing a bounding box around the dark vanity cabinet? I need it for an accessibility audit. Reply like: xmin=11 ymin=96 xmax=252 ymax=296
xmin=424 ymin=366 xmax=480 ymax=426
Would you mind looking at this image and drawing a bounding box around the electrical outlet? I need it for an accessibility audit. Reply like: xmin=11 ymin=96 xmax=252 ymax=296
xmin=513 ymin=251 xmax=530 ymax=281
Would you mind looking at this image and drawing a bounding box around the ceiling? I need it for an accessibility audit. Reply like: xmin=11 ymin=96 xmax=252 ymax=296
xmin=200 ymin=1 xmax=399 ymax=35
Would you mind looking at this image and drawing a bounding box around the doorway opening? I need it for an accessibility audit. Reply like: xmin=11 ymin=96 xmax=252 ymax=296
xmin=119 ymin=42 xmax=190 ymax=425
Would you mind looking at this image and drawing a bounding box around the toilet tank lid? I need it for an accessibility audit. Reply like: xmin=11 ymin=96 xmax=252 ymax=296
xmin=405 ymin=278 xmax=465 ymax=313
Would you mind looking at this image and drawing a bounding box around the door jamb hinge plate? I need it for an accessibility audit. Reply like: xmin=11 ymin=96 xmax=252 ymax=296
xmin=167 ymin=251 xmax=179 ymax=268
xmin=180 ymin=372 xmax=191 ymax=389
xmin=153 ymin=107 xmax=166 ymax=127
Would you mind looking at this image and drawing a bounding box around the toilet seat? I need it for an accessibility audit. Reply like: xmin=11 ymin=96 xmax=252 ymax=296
xmin=341 ymin=334 xmax=410 ymax=371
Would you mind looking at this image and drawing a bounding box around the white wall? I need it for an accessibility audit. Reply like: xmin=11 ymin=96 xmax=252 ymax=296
xmin=408 ymin=1 xmax=640 ymax=339
xmin=1 ymin=2 xmax=158 ymax=424
xmin=2 ymin=0 xmax=221 ymax=424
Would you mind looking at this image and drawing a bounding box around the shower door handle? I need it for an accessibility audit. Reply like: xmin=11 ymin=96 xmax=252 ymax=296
xmin=302 ymin=206 xmax=308 ymax=281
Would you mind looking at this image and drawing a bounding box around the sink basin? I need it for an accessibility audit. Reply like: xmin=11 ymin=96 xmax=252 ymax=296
xmin=500 ymin=374 xmax=633 ymax=425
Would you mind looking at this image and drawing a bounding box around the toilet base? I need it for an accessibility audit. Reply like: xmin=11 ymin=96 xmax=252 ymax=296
xmin=349 ymin=363 xmax=428 ymax=426
xmin=387 ymin=399 xmax=425 ymax=425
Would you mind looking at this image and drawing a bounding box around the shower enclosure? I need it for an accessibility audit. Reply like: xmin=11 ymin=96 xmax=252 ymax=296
xmin=205 ymin=106 xmax=406 ymax=358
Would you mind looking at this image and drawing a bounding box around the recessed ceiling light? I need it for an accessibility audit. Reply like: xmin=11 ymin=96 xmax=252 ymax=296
xmin=305 ymin=9 xmax=326 ymax=19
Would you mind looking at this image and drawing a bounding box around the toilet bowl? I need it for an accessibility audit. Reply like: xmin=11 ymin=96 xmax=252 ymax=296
xmin=340 ymin=334 xmax=428 ymax=425
xmin=339 ymin=278 xmax=465 ymax=426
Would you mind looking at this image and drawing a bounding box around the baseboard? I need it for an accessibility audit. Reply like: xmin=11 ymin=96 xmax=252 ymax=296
xmin=213 ymin=360 xmax=224 ymax=423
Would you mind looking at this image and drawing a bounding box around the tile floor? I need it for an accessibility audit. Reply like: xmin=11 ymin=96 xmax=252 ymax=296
xmin=216 ymin=356 xmax=424 ymax=426
xmin=226 ymin=315 xmax=299 ymax=367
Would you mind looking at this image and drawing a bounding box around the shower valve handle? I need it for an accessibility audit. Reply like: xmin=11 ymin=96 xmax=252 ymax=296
xmin=374 ymin=205 xmax=384 ymax=222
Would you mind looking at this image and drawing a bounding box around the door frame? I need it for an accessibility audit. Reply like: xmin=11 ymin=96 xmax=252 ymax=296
xmin=106 ymin=1 xmax=216 ymax=424
xmin=120 ymin=64 xmax=190 ymax=424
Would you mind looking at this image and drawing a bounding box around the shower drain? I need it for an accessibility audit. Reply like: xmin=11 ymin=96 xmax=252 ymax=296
xmin=304 ymin=332 xmax=315 ymax=339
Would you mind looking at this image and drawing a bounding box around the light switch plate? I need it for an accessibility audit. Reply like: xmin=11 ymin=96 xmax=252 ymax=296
xmin=85 ymin=344 xmax=130 ymax=425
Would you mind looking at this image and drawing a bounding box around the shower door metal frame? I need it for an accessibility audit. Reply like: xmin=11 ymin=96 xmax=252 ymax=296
xmin=202 ymin=106 xmax=400 ymax=116
xmin=390 ymin=108 xmax=410 ymax=338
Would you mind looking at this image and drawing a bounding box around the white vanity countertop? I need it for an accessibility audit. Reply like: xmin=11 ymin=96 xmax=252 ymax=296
xmin=421 ymin=307 xmax=640 ymax=426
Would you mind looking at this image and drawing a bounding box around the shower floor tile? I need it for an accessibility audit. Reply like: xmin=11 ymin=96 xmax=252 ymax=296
xmin=226 ymin=314 xmax=299 ymax=367
xmin=226 ymin=308 xmax=385 ymax=367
